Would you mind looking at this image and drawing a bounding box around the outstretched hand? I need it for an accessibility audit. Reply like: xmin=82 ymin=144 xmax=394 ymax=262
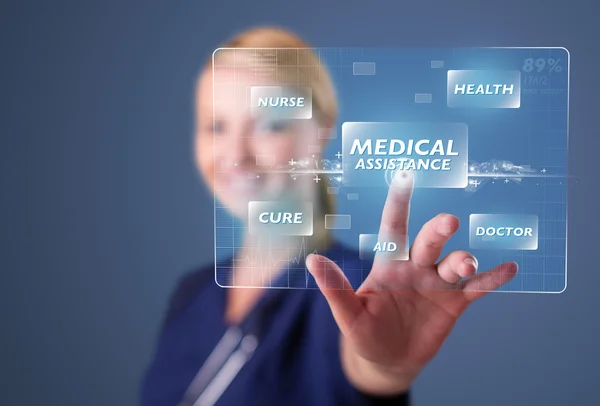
xmin=306 ymin=170 xmax=518 ymax=396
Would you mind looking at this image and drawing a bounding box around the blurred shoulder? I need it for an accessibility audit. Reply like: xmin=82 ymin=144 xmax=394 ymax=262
xmin=161 ymin=261 xmax=219 ymax=329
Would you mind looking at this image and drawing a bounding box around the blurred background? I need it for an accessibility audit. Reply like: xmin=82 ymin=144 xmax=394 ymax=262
xmin=1 ymin=0 xmax=598 ymax=404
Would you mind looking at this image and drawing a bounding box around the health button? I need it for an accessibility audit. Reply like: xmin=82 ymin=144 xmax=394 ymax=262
xmin=447 ymin=70 xmax=521 ymax=108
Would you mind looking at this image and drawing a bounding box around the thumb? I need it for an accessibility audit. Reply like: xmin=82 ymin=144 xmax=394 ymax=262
xmin=306 ymin=254 xmax=364 ymax=333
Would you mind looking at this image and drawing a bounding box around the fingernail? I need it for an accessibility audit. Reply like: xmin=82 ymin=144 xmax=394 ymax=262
xmin=438 ymin=226 xmax=451 ymax=235
xmin=437 ymin=216 xmax=455 ymax=235
xmin=436 ymin=213 xmax=459 ymax=236
xmin=464 ymin=257 xmax=478 ymax=271
xmin=512 ymin=261 xmax=519 ymax=272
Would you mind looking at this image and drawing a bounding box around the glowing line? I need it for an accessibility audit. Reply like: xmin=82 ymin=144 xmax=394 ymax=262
xmin=266 ymin=169 xmax=343 ymax=174
xmin=468 ymin=173 xmax=565 ymax=178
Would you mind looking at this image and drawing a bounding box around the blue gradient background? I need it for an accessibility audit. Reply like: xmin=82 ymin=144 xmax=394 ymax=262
xmin=1 ymin=1 xmax=598 ymax=405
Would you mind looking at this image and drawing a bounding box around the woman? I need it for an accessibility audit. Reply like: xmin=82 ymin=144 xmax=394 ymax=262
xmin=141 ymin=26 xmax=518 ymax=406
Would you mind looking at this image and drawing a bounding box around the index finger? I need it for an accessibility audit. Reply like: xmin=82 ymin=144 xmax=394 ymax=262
xmin=375 ymin=169 xmax=414 ymax=263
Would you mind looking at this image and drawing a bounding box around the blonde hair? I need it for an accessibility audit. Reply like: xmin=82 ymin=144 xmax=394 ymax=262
xmin=204 ymin=26 xmax=338 ymax=216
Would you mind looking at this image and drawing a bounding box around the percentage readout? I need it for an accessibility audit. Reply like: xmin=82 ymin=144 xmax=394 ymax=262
xmin=522 ymin=58 xmax=563 ymax=73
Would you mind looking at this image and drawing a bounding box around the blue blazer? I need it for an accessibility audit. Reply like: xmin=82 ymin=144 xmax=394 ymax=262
xmin=141 ymin=241 xmax=410 ymax=405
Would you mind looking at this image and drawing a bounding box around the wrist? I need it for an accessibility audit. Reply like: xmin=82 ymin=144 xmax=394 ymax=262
xmin=340 ymin=334 xmax=417 ymax=397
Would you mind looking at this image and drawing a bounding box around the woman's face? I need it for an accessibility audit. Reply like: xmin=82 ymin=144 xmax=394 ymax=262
xmin=196 ymin=68 xmax=325 ymax=220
